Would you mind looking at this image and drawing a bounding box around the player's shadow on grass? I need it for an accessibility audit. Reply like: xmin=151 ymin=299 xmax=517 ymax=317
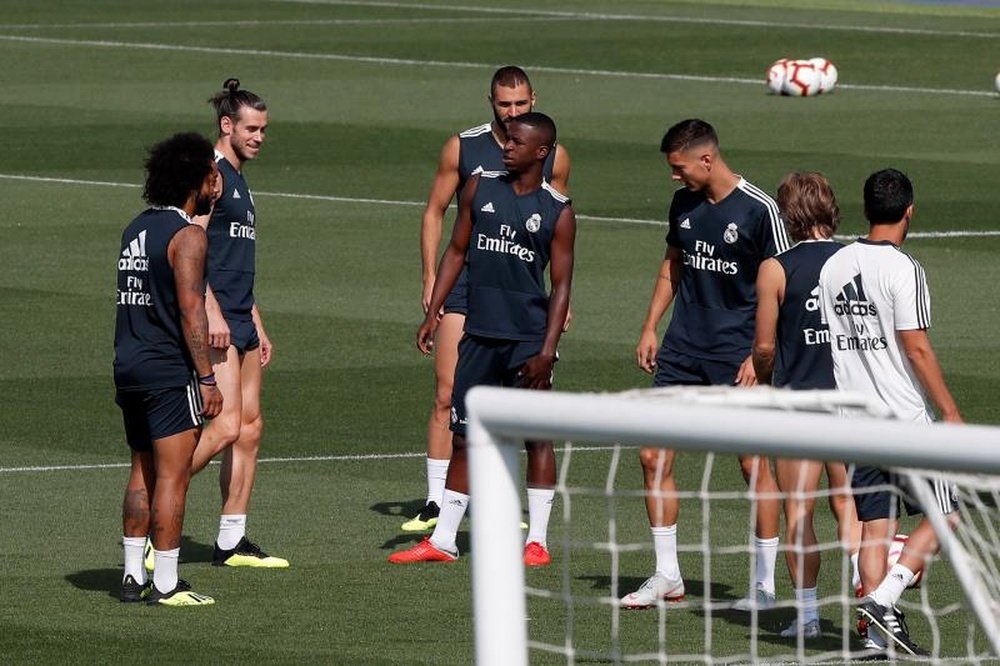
xmin=703 ymin=605 xmax=856 ymax=652
xmin=370 ymin=498 xmax=426 ymax=521
xmin=65 ymin=536 xmax=214 ymax=600
xmin=379 ymin=531 xmax=472 ymax=555
xmin=579 ymin=575 xmax=732 ymax=602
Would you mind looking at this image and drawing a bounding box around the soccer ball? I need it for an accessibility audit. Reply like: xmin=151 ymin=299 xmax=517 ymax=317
xmin=886 ymin=533 xmax=923 ymax=587
xmin=809 ymin=57 xmax=839 ymax=93
xmin=766 ymin=58 xmax=790 ymax=95
xmin=782 ymin=60 xmax=822 ymax=97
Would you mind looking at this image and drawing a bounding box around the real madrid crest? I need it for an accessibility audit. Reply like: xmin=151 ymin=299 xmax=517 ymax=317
xmin=525 ymin=213 xmax=542 ymax=233
xmin=723 ymin=222 xmax=738 ymax=244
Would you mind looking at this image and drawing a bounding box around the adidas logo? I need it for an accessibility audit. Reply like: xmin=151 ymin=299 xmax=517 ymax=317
xmin=480 ymin=202 xmax=495 ymax=213
xmin=680 ymin=217 xmax=691 ymax=229
xmin=471 ymin=165 xmax=484 ymax=176
xmin=232 ymin=189 xmax=241 ymax=199
xmin=834 ymin=273 xmax=877 ymax=316
xmin=118 ymin=230 xmax=149 ymax=271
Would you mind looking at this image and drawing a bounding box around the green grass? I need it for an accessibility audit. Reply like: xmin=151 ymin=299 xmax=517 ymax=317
xmin=2 ymin=0 xmax=999 ymax=663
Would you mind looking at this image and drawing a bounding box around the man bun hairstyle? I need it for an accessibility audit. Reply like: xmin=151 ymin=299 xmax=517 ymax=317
xmin=508 ymin=112 xmax=557 ymax=148
xmin=143 ymin=132 xmax=215 ymax=208
xmin=660 ymin=118 xmax=719 ymax=155
xmin=777 ymin=171 xmax=840 ymax=242
xmin=490 ymin=65 xmax=532 ymax=97
xmin=209 ymin=78 xmax=267 ymax=125
xmin=864 ymin=168 xmax=914 ymax=225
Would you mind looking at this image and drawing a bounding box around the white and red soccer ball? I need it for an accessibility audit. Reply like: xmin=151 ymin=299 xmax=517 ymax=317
xmin=766 ymin=57 xmax=838 ymax=96
xmin=886 ymin=533 xmax=923 ymax=588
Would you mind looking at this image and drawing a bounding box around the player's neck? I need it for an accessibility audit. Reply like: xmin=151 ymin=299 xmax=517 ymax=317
xmin=704 ymin=167 xmax=739 ymax=204
xmin=509 ymin=167 xmax=543 ymax=195
xmin=215 ymin=140 xmax=243 ymax=172
xmin=490 ymin=121 xmax=508 ymax=148
xmin=866 ymin=221 xmax=905 ymax=246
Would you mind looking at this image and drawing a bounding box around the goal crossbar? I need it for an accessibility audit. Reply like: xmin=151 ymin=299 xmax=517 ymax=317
xmin=465 ymin=386 xmax=1000 ymax=665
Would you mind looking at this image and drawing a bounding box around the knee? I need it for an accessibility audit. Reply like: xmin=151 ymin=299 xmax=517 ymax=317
xmin=639 ymin=447 xmax=673 ymax=475
xmin=239 ymin=415 xmax=263 ymax=449
xmin=433 ymin=382 xmax=452 ymax=412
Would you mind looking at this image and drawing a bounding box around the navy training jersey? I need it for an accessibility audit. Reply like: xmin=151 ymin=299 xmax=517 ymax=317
xmin=206 ymin=150 xmax=256 ymax=321
xmin=465 ymin=172 xmax=570 ymax=341
xmin=772 ymin=239 xmax=843 ymax=390
xmin=663 ymin=177 xmax=790 ymax=362
xmin=114 ymin=207 xmax=196 ymax=390
xmin=458 ymin=122 xmax=556 ymax=191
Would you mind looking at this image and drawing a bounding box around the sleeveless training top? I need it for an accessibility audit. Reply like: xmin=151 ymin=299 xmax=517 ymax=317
xmin=206 ymin=150 xmax=256 ymax=322
xmin=114 ymin=207 xmax=195 ymax=390
xmin=465 ymin=172 xmax=570 ymax=341
xmin=663 ymin=177 xmax=790 ymax=363
xmin=772 ymin=239 xmax=842 ymax=390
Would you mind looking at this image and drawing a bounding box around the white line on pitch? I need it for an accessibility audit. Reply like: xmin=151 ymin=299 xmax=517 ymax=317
xmin=0 ymin=444 xmax=628 ymax=474
xmin=0 ymin=34 xmax=993 ymax=98
xmin=267 ymin=0 xmax=1000 ymax=39
xmin=0 ymin=17 xmax=581 ymax=30
xmin=2 ymin=173 xmax=998 ymax=239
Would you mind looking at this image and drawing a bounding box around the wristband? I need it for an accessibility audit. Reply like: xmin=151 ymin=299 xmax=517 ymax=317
xmin=198 ymin=373 xmax=217 ymax=386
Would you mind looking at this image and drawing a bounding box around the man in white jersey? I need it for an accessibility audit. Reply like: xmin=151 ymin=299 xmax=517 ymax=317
xmin=818 ymin=168 xmax=961 ymax=657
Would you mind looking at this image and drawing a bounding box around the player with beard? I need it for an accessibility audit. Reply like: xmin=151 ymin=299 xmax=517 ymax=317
xmin=390 ymin=112 xmax=575 ymax=566
xmin=186 ymin=79 xmax=288 ymax=568
xmin=115 ymin=132 xmax=222 ymax=606
xmin=404 ymin=66 xmax=571 ymax=533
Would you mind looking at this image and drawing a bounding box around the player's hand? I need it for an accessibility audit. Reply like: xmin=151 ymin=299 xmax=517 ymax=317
xmin=636 ymin=329 xmax=659 ymax=374
xmin=941 ymin=409 xmax=963 ymax=424
xmin=416 ymin=316 xmax=439 ymax=355
xmin=199 ymin=383 xmax=223 ymax=418
xmin=207 ymin=304 xmax=231 ymax=350
xmin=734 ymin=355 xmax=758 ymax=387
xmin=258 ymin=328 xmax=273 ymax=368
xmin=518 ymin=354 xmax=556 ymax=390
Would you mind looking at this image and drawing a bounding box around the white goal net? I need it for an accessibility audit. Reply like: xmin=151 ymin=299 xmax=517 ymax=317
xmin=465 ymin=385 xmax=1000 ymax=665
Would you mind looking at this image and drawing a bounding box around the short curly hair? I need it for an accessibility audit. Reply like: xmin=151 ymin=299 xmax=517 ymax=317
xmin=142 ymin=132 xmax=215 ymax=208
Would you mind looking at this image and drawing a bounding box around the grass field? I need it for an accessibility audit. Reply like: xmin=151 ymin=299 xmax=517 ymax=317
xmin=2 ymin=0 xmax=1000 ymax=663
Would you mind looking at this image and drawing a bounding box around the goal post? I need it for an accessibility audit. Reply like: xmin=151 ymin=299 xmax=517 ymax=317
xmin=466 ymin=385 xmax=1000 ymax=664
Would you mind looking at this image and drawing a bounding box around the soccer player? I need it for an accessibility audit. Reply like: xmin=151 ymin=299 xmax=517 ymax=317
xmin=389 ymin=112 xmax=575 ymax=566
xmin=818 ymin=168 xmax=961 ymax=656
xmin=188 ymin=79 xmax=288 ymax=568
xmin=621 ymin=119 xmax=790 ymax=610
xmin=405 ymin=66 xmax=571 ymax=532
xmin=752 ymin=172 xmax=862 ymax=639
xmin=115 ymin=132 xmax=222 ymax=606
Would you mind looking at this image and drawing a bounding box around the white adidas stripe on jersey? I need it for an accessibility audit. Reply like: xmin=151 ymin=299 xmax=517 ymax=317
xmin=904 ymin=253 xmax=931 ymax=329
xmin=542 ymin=180 xmax=569 ymax=203
xmin=478 ymin=170 xmax=507 ymax=179
xmin=459 ymin=122 xmax=492 ymax=138
xmin=739 ymin=178 xmax=790 ymax=253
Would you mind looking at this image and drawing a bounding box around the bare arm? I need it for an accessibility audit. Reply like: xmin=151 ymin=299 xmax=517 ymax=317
xmin=417 ymin=174 xmax=477 ymax=354
xmin=898 ymin=329 xmax=962 ymax=423
xmin=169 ymin=225 xmax=222 ymax=417
xmin=420 ymin=135 xmax=461 ymax=313
xmin=752 ymin=257 xmax=785 ymax=385
xmin=636 ymin=246 xmax=682 ymax=374
xmin=519 ymin=205 xmax=575 ymax=390
xmin=549 ymin=144 xmax=572 ymax=194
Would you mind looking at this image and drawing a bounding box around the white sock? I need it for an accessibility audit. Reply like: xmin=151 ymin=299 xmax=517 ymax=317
xmin=152 ymin=547 xmax=180 ymax=594
xmin=429 ymin=489 xmax=468 ymax=554
xmin=122 ymin=536 xmax=147 ymax=584
xmin=426 ymin=457 xmax=449 ymax=506
xmin=217 ymin=514 xmax=246 ymax=550
xmin=526 ymin=487 xmax=555 ymax=548
xmin=652 ymin=524 xmax=680 ymax=580
xmin=850 ymin=552 xmax=861 ymax=592
xmin=795 ymin=586 xmax=819 ymax=623
xmin=870 ymin=564 xmax=915 ymax=608
xmin=754 ymin=535 xmax=780 ymax=594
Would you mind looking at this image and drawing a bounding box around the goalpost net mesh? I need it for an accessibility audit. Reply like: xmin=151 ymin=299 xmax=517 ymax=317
xmin=465 ymin=385 xmax=1000 ymax=665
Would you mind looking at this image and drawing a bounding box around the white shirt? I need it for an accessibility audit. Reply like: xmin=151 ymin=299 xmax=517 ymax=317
xmin=818 ymin=238 xmax=932 ymax=422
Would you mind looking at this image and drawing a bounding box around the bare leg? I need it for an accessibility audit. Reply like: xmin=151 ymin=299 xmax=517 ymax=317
xmin=427 ymin=313 xmax=463 ymax=461
xmin=776 ymin=458 xmax=823 ymax=588
xmin=740 ymin=454 xmax=781 ymax=539
xmin=639 ymin=446 xmax=678 ymax=527
xmin=525 ymin=440 xmax=556 ymax=488
xmin=150 ymin=429 xmax=199 ymax=551
xmin=123 ymin=450 xmax=155 ymax=538
xmin=859 ymin=518 xmax=891 ymax=594
xmin=443 ymin=434 xmax=469 ymax=494
xmin=826 ymin=462 xmax=861 ymax=559
xmin=220 ymin=347 xmax=263 ymax=514
xmin=191 ymin=345 xmax=242 ymax=473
